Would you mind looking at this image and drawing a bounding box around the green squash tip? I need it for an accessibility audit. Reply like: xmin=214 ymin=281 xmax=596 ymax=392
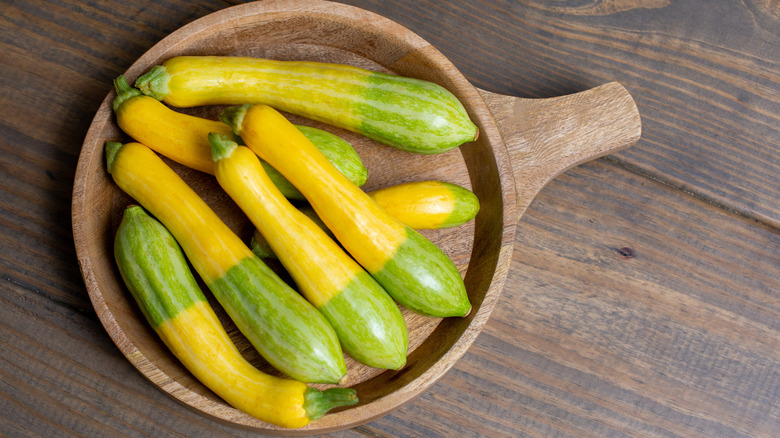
xmin=123 ymin=205 xmax=145 ymax=216
xmin=105 ymin=141 xmax=123 ymax=174
xmin=134 ymin=65 xmax=170 ymax=101
xmin=219 ymin=104 xmax=251 ymax=136
xmin=112 ymin=75 xmax=142 ymax=112
xmin=303 ymin=387 xmax=358 ymax=421
xmin=208 ymin=132 xmax=238 ymax=163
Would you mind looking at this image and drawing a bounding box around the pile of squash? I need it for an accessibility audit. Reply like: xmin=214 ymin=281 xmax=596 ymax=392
xmin=107 ymin=56 xmax=480 ymax=428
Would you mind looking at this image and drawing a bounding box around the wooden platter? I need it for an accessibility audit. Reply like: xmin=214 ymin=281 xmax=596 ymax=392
xmin=71 ymin=0 xmax=641 ymax=434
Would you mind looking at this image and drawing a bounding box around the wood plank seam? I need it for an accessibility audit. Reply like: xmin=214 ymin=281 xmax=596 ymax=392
xmin=600 ymin=154 xmax=780 ymax=232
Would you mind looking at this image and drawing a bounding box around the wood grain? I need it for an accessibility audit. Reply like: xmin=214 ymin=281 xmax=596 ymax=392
xmin=2 ymin=0 xmax=778 ymax=436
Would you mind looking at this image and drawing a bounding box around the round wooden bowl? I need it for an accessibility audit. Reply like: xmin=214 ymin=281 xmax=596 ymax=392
xmin=72 ymin=0 xmax=641 ymax=434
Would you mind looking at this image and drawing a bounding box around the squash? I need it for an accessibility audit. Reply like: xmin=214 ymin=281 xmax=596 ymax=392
xmin=210 ymin=133 xmax=408 ymax=369
xmin=220 ymin=105 xmax=471 ymax=318
xmin=112 ymin=75 xmax=367 ymax=200
xmin=134 ymin=56 xmax=478 ymax=154
xmin=368 ymin=180 xmax=479 ymax=229
xmin=114 ymin=205 xmax=356 ymax=428
xmin=105 ymin=141 xmax=347 ymax=384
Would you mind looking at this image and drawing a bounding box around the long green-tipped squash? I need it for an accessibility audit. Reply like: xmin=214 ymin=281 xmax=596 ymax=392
xmin=114 ymin=205 xmax=356 ymax=428
xmin=221 ymin=105 xmax=471 ymax=318
xmin=112 ymin=75 xmax=367 ymax=200
xmin=134 ymin=56 xmax=478 ymax=154
xmin=210 ymin=133 xmax=408 ymax=370
xmin=251 ymin=181 xmax=480 ymax=259
xmin=105 ymin=141 xmax=346 ymax=384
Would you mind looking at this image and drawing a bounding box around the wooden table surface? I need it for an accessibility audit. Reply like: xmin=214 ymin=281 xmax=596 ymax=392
xmin=2 ymin=0 xmax=778 ymax=436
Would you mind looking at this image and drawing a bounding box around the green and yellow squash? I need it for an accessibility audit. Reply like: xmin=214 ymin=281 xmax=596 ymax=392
xmin=134 ymin=56 xmax=478 ymax=154
xmin=210 ymin=133 xmax=408 ymax=369
xmin=114 ymin=205 xmax=356 ymax=428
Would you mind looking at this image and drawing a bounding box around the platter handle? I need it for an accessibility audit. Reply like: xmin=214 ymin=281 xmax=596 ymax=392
xmin=478 ymin=82 xmax=642 ymax=218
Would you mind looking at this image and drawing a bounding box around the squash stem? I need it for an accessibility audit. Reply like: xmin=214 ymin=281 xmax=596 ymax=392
xmin=112 ymin=75 xmax=142 ymax=112
xmin=134 ymin=65 xmax=170 ymax=101
xmin=105 ymin=141 xmax=123 ymax=174
xmin=219 ymin=104 xmax=251 ymax=136
xmin=303 ymin=387 xmax=358 ymax=421
xmin=208 ymin=132 xmax=238 ymax=163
